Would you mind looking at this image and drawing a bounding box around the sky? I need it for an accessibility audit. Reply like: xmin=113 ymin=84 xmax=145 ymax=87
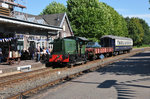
xmin=16 ymin=0 xmax=150 ymax=26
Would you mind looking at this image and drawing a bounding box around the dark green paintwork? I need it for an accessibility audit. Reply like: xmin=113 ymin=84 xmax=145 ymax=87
xmin=52 ymin=38 xmax=86 ymax=55
xmin=64 ymin=39 xmax=76 ymax=54
xmin=53 ymin=39 xmax=63 ymax=54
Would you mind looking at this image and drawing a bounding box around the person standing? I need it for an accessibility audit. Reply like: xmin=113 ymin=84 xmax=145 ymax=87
xmin=46 ymin=47 xmax=50 ymax=55
xmin=36 ymin=46 xmax=41 ymax=62
xmin=0 ymin=48 xmax=2 ymax=63
xmin=28 ymin=46 xmax=31 ymax=59
xmin=28 ymin=46 xmax=34 ymax=60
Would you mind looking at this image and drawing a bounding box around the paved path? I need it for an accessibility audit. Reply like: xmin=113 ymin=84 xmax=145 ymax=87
xmin=31 ymin=51 xmax=150 ymax=99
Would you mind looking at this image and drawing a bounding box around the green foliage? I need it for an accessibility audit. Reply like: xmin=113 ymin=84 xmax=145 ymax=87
xmin=67 ymin=0 xmax=99 ymax=38
xmin=125 ymin=17 xmax=144 ymax=45
xmin=133 ymin=44 xmax=150 ymax=48
xmin=139 ymin=18 xmax=150 ymax=44
xmin=125 ymin=17 xmax=150 ymax=46
xmin=40 ymin=1 xmax=67 ymax=15
xmin=67 ymin=0 xmax=128 ymax=41
xmin=103 ymin=4 xmax=128 ymax=37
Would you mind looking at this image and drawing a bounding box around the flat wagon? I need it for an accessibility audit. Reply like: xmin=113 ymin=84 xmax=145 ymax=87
xmin=86 ymin=42 xmax=113 ymax=60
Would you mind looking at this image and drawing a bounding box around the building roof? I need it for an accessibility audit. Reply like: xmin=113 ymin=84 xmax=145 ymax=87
xmin=40 ymin=13 xmax=73 ymax=33
xmin=12 ymin=12 xmax=73 ymax=34
xmin=40 ymin=13 xmax=65 ymax=27
xmin=13 ymin=11 xmax=48 ymax=25
xmin=0 ymin=14 xmax=62 ymax=31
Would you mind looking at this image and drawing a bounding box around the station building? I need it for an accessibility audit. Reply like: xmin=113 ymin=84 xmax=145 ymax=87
xmin=0 ymin=0 xmax=73 ymax=52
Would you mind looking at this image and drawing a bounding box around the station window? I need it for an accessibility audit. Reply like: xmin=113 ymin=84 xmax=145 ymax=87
xmin=63 ymin=24 xmax=65 ymax=31
xmin=64 ymin=32 xmax=66 ymax=37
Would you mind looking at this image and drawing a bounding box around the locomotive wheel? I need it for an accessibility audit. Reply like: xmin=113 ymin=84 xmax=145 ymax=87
xmin=67 ymin=63 xmax=74 ymax=68
xmin=45 ymin=62 xmax=53 ymax=67
xmin=109 ymin=52 xmax=113 ymax=57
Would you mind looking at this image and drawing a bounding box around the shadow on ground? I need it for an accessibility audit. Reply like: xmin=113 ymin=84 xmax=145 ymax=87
xmin=96 ymin=51 xmax=150 ymax=99
xmin=69 ymin=52 xmax=150 ymax=99
xmin=70 ymin=78 xmax=150 ymax=99
xmin=97 ymin=78 xmax=150 ymax=99
xmin=97 ymin=51 xmax=150 ymax=76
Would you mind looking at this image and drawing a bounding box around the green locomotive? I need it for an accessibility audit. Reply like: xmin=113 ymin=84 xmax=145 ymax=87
xmin=48 ymin=36 xmax=88 ymax=66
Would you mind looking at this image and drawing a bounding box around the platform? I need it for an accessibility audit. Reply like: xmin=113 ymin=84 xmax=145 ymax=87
xmin=0 ymin=60 xmax=45 ymax=74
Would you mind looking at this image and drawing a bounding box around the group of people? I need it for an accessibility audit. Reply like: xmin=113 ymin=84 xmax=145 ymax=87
xmin=0 ymin=46 xmax=52 ymax=63
xmin=35 ymin=46 xmax=51 ymax=62
xmin=21 ymin=46 xmax=51 ymax=62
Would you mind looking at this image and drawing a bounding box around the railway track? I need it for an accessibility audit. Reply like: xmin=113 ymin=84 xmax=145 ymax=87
xmin=0 ymin=48 xmax=149 ymax=99
xmin=0 ymin=67 xmax=70 ymax=88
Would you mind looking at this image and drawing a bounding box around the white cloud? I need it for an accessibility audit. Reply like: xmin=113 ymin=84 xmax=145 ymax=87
xmin=123 ymin=14 xmax=150 ymax=26
xmin=115 ymin=8 xmax=128 ymax=12
xmin=124 ymin=14 xmax=150 ymax=18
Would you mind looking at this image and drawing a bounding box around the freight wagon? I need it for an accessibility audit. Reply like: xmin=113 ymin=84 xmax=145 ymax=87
xmin=86 ymin=42 xmax=113 ymax=60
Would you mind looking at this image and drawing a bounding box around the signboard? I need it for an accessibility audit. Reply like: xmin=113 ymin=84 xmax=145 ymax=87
xmin=17 ymin=65 xmax=31 ymax=71
xmin=2 ymin=3 xmax=9 ymax=9
xmin=115 ymin=39 xmax=133 ymax=46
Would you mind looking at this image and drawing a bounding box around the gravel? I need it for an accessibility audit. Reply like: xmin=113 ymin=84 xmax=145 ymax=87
xmin=0 ymin=48 xmax=148 ymax=99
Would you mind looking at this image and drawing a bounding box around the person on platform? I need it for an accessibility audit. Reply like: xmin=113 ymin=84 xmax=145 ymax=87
xmin=46 ymin=47 xmax=50 ymax=55
xmin=28 ymin=46 xmax=35 ymax=60
xmin=0 ymin=48 xmax=3 ymax=63
xmin=36 ymin=46 xmax=41 ymax=62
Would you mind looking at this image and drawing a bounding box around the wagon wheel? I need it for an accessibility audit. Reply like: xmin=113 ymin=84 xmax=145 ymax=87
xmin=17 ymin=58 xmax=21 ymax=64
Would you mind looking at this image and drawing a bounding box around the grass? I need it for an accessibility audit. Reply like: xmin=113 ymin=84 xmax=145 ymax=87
xmin=133 ymin=44 xmax=150 ymax=48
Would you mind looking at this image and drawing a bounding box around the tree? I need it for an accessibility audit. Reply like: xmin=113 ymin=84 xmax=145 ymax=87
xmin=125 ymin=17 xmax=150 ymax=45
xmin=67 ymin=0 xmax=128 ymax=41
xmin=126 ymin=18 xmax=144 ymax=45
xmin=104 ymin=4 xmax=128 ymax=37
xmin=67 ymin=0 xmax=101 ymax=41
xmin=139 ymin=18 xmax=150 ymax=44
xmin=40 ymin=1 xmax=67 ymax=15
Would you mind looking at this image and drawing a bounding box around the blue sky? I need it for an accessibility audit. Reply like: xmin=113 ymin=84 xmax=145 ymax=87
xmin=16 ymin=0 xmax=150 ymax=26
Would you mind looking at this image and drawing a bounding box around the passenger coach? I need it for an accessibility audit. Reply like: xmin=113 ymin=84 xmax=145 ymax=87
xmin=100 ymin=35 xmax=133 ymax=55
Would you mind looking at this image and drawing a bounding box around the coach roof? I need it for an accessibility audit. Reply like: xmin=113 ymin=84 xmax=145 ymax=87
xmin=101 ymin=35 xmax=132 ymax=40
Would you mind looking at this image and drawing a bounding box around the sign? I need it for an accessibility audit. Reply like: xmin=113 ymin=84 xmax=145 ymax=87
xmin=2 ymin=3 xmax=9 ymax=9
xmin=17 ymin=65 xmax=31 ymax=71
